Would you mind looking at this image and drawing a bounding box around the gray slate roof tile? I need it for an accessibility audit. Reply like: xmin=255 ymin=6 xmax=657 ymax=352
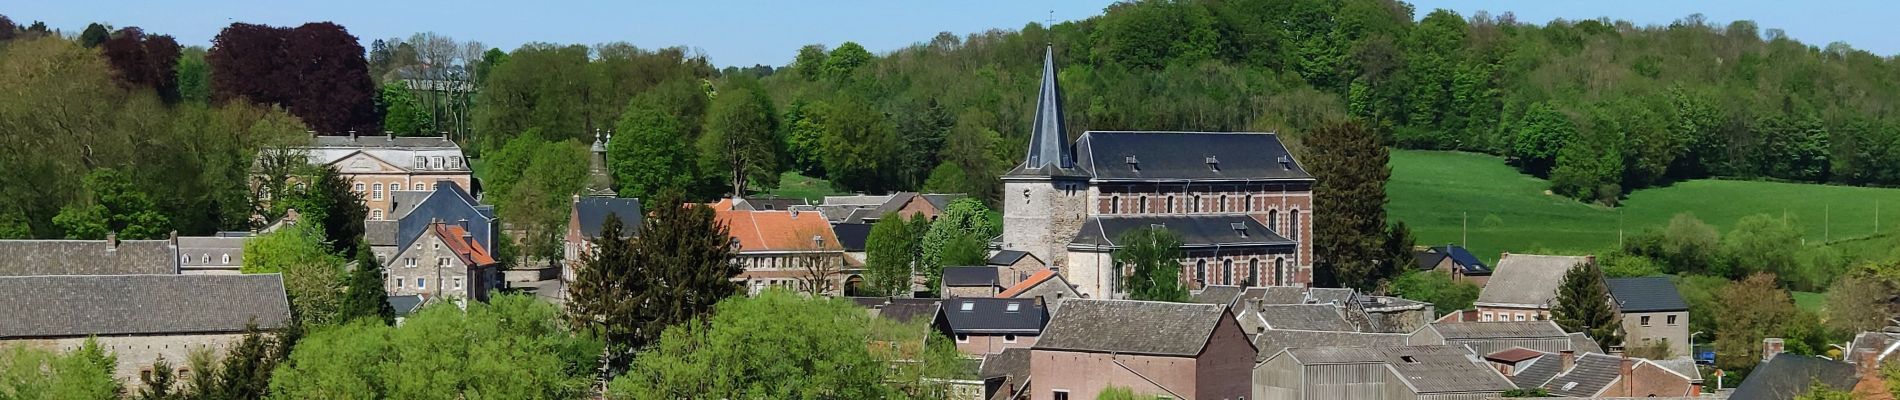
xmin=0 ymin=239 xmax=177 ymax=276
xmin=1033 ymin=299 xmax=1225 ymax=356
xmin=1606 ymin=276 xmax=1689 ymax=312
xmin=1254 ymin=304 xmax=1356 ymax=331
xmin=1072 ymin=132 xmax=1312 ymax=181
xmin=941 ymin=298 xmax=1046 ymax=334
xmin=0 ymin=274 xmax=290 ymax=338
xmin=1069 ymin=214 xmax=1293 ymax=249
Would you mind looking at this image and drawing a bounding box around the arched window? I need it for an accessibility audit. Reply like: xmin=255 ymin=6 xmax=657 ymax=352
xmin=1114 ymin=261 xmax=1126 ymax=293
xmin=1194 ymin=260 xmax=1207 ymax=287
xmin=1139 ymin=195 xmax=1149 ymax=213
xmin=1290 ymin=210 xmax=1302 ymax=241
xmin=372 ymin=183 xmax=384 ymax=200
xmin=1275 ymin=258 xmax=1287 ymax=286
xmin=1166 ymin=195 xmax=1175 ymax=213
xmin=1248 ymin=259 xmax=1260 ymax=287
xmin=1219 ymin=195 xmax=1228 ymax=212
xmin=1191 ymin=195 xmax=1201 ymax=213
xmin=1245 ymin=194 xmax=1254 ymax=212
xmin=1222 ymin=259 xmax=1233 ymax=285
xmin=1267 ymin=210 xmax=1280 ymax=233
xmin=353 ymin=182 xmax=365 ymax=193
xmin=1110 ymin=195 xmax=1120 ymax=214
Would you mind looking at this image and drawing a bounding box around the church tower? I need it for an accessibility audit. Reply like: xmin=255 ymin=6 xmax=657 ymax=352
xmin=584 ymin=129 xmax=616 ymax=197
xmin=1000 ymin=45 xmax=1090 ymax=270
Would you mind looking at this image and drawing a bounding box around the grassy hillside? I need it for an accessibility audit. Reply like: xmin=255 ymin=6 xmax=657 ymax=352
xmin=1388 ymin=150 xmax=1900 ymax=264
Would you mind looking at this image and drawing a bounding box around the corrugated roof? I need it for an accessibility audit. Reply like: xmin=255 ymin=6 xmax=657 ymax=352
xmin=1251 ymin=329 xmax=1406 ymax=362
xmin=574 ymin=197 xmax=643 ymax=239
xmin=1068 ymin=214 xmax=1294 ymax=249
xmin=0 ymin=239 xmax=177 ymax=276
xmin=1034 ymin=299 xmax=1226 ymax=356
xmin=1477 ymin=254 xmax=1590 ymax=307
xmin=0 ymin=274 xmax=290 ymax=338
xmin=942 ymin=298 xmax=1045 ymax=334
xmin=1254 ymin=304 xmax=1356 ymax=331
xmin=1606 ymin=276 xmax=1689 ymax=312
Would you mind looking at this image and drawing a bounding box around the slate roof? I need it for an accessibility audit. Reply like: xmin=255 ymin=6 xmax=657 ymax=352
xmin=305 ymin=135 xmax=466 ymax=173
xmin=943 ymin=266 xmax=1001 ymax=287
xmin=1731 ymin=353 xmax=1858 ymax=400
xmin=1034 ymin=299 xmax=1228 ymax=356
xmin=1239 ymin=286 xmax=1310 ymax=305
xmin=832 ymin=223 xmax=872 ymax=252
xmin=1432 ymin=244 xmax=1491 ymax=274
xmin=394 ymin=183 xmax=497 ymax=256
xmin=1007 ymin=45 xmax=1079 ymax=178
xmin=1284 ymin=346 xmax=1515 ymax=394
xmin=1509 ymin=354 xmax=1565 ymax=388
xmin=0 ymin=274 xmax=290 ymax=338
xmin=980 ymin=347 xmax=1030 ymax=383
xmin=1189 ymin=285 xmax=1245 ymax=306
xmin=388 ymin=295 xmax=424 ymax=316
xmin=1477 ymin=254 xmax=1591 ymax=308
xmin=1568 ymin=332 xmax=1605 ymax=354
xmin=1307 ymin=288 xmax=1357 ymax=305
xmin=941 ymin=298 xmax=1046 ymax=334
xmin=1414 ymin=250 xmax=1450 ymax=271
xmin=0 ymin=239 xmax=177 ymax=276
xmin=1250 ymin=329 xmax=1406 ymax=362
xmin=1254 ymin=304 xmax=1356 ymax=331
xmin=176 ymin=236 xmax=246 ymax=268
xmin=1430 ymin=321 xmax=1569 ymax=340
xmin=851 ymin=297 xmax=941 ymax=324
xmin=986 ymin=250 xmax=1033 ymax=266
xmin=713 ymin=208 xmax=841 ymax=253
xmin=1544 ymin=352 xmax=1623 ymax=397
xmin=1606 ymin=276 xmax=1689 ymax=312
xmin=574 ymin=197 xmax=643 ymax=239
xmin=387 ymin=190 xmax=430 ymax=220
xmin=1072 ymin=131 xmax=1312 ymax=181
xmin=364 ymin=220 xmax=400 ymax=247
xmin=1068 ymin=214 xmax=1294 ymax=249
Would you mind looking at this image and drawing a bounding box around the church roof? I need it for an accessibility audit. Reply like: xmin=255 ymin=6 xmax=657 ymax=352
xmin=1068 ymin=214 xmax=1294 ymax=250
xmin=1073 ymin=131 xmax=1311 ymax=182
xmin=1006 ymin=45 xmax=1084 ymax=179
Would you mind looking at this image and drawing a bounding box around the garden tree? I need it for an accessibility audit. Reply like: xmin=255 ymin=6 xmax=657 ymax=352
xmin=133 ymin=356 xmax=180 ymax=400
xmin=567 ymin=198 xmax=742 ymax=372
xmin=818 ymin=95 xmax=900 ymax=193
xmin=99 ymin=27 xmax=182 ymax=102
xmin=607 ymin=291 xmax=964 ymax=399
xmin=51 ymin=168 xmax=171 ymax=239
xmin=208 ymin=22 xmax=377 ymax=133
xmin=1116 ymin=226 xmax=1189 ymax=302
xmin=1824 ymin=273 xmax=1894 ymax=335
xmin=1551 ymin=261 xmax=1622 ymax=348
xmin=1626 ymin=213 xmax=1721 ymax=275
xmin=1597 ymin=252 xmax=1665 ymax=278
xmin=824 ymin=41 xmax=873 ymax=79
xmin=0 ymin=339 xmax=120 ymax=399
xmin=279 ymin=165 xmax=368 ymax=255
xmin=1381 ymin=221 xmax=1417 ymax=286
xmin=1674 ymin=274 xmax=1729 ymax=342
xmin=1389 ymin=271 xmax=1480 ymax=316
xmin=484 ymin=137 xmax=587 ymax=263
xmin=791 ymin=225 xmax=843 ymax=296
xmin=174 ymin=47 xmax=210 ymax=103
xmin=609 ymin=84 xmax=706 ymax=202
xmin=780 ymin=99 xmax=827 ymax=175
xmin=0 ymin=37 xmax=151 ymax=238
xmin=242 ymin=223 xmax=345 ymax=325
xmin=699 ymin=76 xmax=781 ymax=196
xmin=791 ymin=44 xmax=827 ymax=80
xmin=1307 ymin=121 xmax=1394 ymax=290
xmin=338 ymin=243 xmax=396 ymax=325
xmin=940 ymin=234 xmax=989 ymax=266
xmin=1795 ymin=383 xmax=1855 ymax=400
xmin=863 ymin=212 xmax=919 ymax=297
xmin=269 ymin=294 xmax=602 ymax=399
xmin=918 ymin=198 xmax=998 ymax=287
xmin=78 ymin=22 xmax=110 ymax=48
xmin=379 ymin=84 xmax=430 ymax=135
xmin=1719 ymin=214 xmax=1802 ymax=281
xmin=1716 ymin=273 xmax=1797 ymax=373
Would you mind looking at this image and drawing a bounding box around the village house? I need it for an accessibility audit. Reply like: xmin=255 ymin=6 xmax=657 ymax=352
xmin=0 ymin=274 xmax=291 ymax=382
xmin=1253 ymin=345 xmax=1517 ymax=400
xmin=300 ymin=134 xmax=473 ymax=218
xmin=1027 ymin=299 xmax=1254 ymax=400
xmin=996 ymin=270 xmax=1081 ymax=313
xmin=1607 ymin=276 xmax=1691 ymax=358
xmin=1249 ymin=329 xmax=1408 ymax=361
xmin=1732 ymin=353 xmax=1859 ymax=400
xmin=711 ymin=201 xmax=850 ymax=295
xmin=1000 ymin=46 xmax=1317 ymax=300
xmin=1211 ymin=285 xmax=1436 ymax=334
xmin=979 ymin=347 xmax=1031 ymax=400
xmin=1412 ymin=244 xmax=1491 ymax=285
xmin=1474 ymin=253 xmax=1594 ymax=322
xmin=0 ymin=236 xmax=180 ymax=276
xmin=387 ymin=220 xmax=501 ymax=303
xmin=818 ymin=192 xmax=966 ymax=224
xmin=943 ymin=266 xmax=1006 ymax=297
xmin=561 ymin=196 xmax=642 ymax=282
xmin=1483 ymin=348 xmax=1702 ymax=397
xmin=932 ymin=297 xmax=1047 ymax=357
xmin=368 ymin=182 xmax=497 ymax=265
xmin=176 ymin=233 xmax=249 ymax=275
xmin=985 ymin=249 xmax=1046 ymax=282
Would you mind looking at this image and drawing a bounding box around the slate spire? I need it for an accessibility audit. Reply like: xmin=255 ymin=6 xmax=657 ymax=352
xmin=1024 ymin=45 xmax=1072 ymax=171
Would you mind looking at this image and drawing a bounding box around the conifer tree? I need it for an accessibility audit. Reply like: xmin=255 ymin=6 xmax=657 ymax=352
xmin=564 ymin=212 xmax=644 ymax=371
xmin=565 ymin=196 xmax=742 ymax=375
xmin=338 ymin=242 xmax=395 ymax=325
xmin=1308 ymin=121 xmax=1395 ymax=290
xmin=1551 ymin=261 xmax=1623 ymax=348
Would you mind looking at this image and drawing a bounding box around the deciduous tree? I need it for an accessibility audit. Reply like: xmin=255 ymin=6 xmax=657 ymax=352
xmin=1716 ymin=273 xmax=1796 ymax=373
xmin=698 ymin=77 xmax=781 ymax=196
xmin=864 ymin=212 xmax=919 ymax=297
xmin=1117 ymin=226 xmax=1188 ymax=302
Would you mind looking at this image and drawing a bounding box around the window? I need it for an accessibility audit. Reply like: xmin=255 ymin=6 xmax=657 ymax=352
xmin=1222 ymin=260 xmax=1234 ymax=285
xmin=372 ymin=183 xmax=383 ymax=199
xmin=1191 ymin=195 xmax=1201 ymax=212
xmin=415 ymin=156 xmax=427 ymax=168
xmin=438 ymin=257 xmax=449 ymax=266
xmin=1667 ymin=315 xmax=1678 ymax=325
xmin=1054 ymin=390 xmax=1070 ymax=400
xmin=1139 ymin=196 xmax=1149 ymax=213
xmin=1289 ymin=210 xmax=1301 ymax=240
xmin=431 ymin=156 xmax=444 ymax=170
xmin=1195 ymin=260 xmax=1207 ymax=285
xmin=417 ymin=278 xmax=426 ymax=289
xmin=955 ymin=334 xmax=969 ymax=343
xmin=1110 ymin=195 xmax=1120 ymax=214
xmin=1006 ymin=303 xmax=1021 ymax=312
xmin=1165 ymin=195 xmax=1175 ymax=213
xmin=1514 ymin=313 xmax=1526 ymax=321
xmin=1641 ymin=316 xmax=1652 ymax=326
xmin=394 ymin=278 xmax=404 ymax=288
xmin=1481 ymin=312 xmax=1494 ymax=322
xmin=221 ymin=254 xmax=230 ymax=264
xmin=1274 ymin=258 xmax=1286 ymax=286
xmin=454 ymin=277 xmax=463 ymax=289
xmin=1267 ymin=210 xmax=1279 ymax=233
xmin=960 ymin=301 xmax=974 ymax=311
xmin=1219 ymin=195 xmax=1228 ymax=212
xmin=1114 ymin=262 xmax=1126 ymax=292
xmin=433 ymin=242 xmax=440 ymax=250
xmin=448 ymin=156 xmax=462 ymax=169
xmin=201 ymin=254 xmax=210 ymax=263
xmin=371 ymin=209 xmax=384 ymax=220
xmin=1004 ymin=334 xmax=1018 ymax=343
xmin=414 ymin=183 xmax=425 ymax=190
xmin=1248 ymin=259 xmax=1260 ymax=287
xmin=1245 ymin=194 xmax=1254 ymax=212
xmin=405 ymin=258 xmax=416 ymax=268
xmin=353 ymin=182 xmax=365 ymax=193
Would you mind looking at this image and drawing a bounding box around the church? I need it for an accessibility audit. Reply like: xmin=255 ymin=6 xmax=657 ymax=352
xmin=1000 ymin=46 xmax=1316 ymax=299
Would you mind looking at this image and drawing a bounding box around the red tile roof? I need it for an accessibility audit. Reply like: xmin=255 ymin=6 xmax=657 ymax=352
xmin=711 ymin=206 xmax=840 ymax=253
xmin=998 ymin=269 xmax=1058 ymax=298
xmin=433 ymin=224 xmax=497 ymax=266
xmin=1484 ymin=347 xmax=1547 ymax=364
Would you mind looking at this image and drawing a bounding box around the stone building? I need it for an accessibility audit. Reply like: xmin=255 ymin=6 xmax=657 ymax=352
xmin=300 ymin=134 xmax=472 ymax=218
xmin=1028 ymin=299 xmax=1255 ymax=400
xmin=387 ymin=220 xmax=501 ymax=302
xmin=711 ymin=201 xmax=849 ymax=295
xmin=1474 ymin=253 xmax=1593 ymax=322
xmin=1000 ymin=46 xmax=1316 ymax=300
xmin=0 ymin=274 xmax=291 ymax=382
xmin=997 ymin=270 xmax=1081 ymax=313
xmin=0 ymin=236 xmax=179 ymax=276
xmin=1607 ymin=276 xmax=1692 ymax=358
xmin=562 ymin=196 xmax=642 ymax=282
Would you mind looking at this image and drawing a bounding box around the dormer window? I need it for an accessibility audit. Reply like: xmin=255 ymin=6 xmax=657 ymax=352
xmin=1278 ymin=155 xmax=1292 ymax=170
xmin=1205 ymin=156 xmax=1220 ymax=172
xmin=1124 ymin=155 xmax=1139 ymax=172
xmin=415 ymin=156 xmax=427 ymax=169
xmin=1231 ymin=222 xmax=1248 ymax=238
xmin=448 ymin=156 xmax=462 ymax=169
xmin=1401 ymin=356 xmax=1418 ymax=364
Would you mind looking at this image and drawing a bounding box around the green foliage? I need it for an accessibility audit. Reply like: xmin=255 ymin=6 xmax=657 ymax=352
xmin=864 ymin=212 xmax=919 ymax=297
xmin=1551 ymin=262 xmax=1622 ymax=348
xmin=78 ymin=23 xmax=109 ymax=48
xmin=1824 ymin=273 xmax=1894 ymax=335
xmin=1093 ymin=0 xmax=1218 ymax=69
xmin=1721 ymin=214 xmax=1804 ymax=282
xmin=1096 ymin=386 xmax=1169 ymax=400
xmin=565 ymin=197 xmax=742 ymax=374
xmin=1795 ymin=380 xmax=1855 ymax=400
xmin=1389 ymin=270 xmax=1480 ymax=316
xmin=279 ymin=165 xmax=367 ymax=255
xmin=474 ymin=43 xmax=711 ymax=152
xmin=817 ymin=96 xmax=899 ymax=193
xmin=1598 ymin=252 xmax=1665 ymax=278
xmin=918 ymin=198 xmax=998 ymax=287
xmin=0 ymin=338 xmax=120 ymax=399
xmin=378 ymin=84 xmax=430 ymax=135
xmin=607 ymin=291 xmax=961 ymax=399
xmin=1501 ymin=388 xmax=1551 ymax=397
xmin=485 ymin=135 xmax=588 ymax=264
xmin=609 ymin=88 xmax=702 ymax=202
xmin=1674 ymin=274 xmax=1729 ymax=341
xmin=1716 ymin=274 xmax=1797 ymax=373
xmin=1116 ymin=226 xmax=1188 ymax=302
xmin=1309 ymin=121 xmax=1396 ymax=290
xmin=243 ymin=223 xmax=346 ymax=326
xmin=270 ymin=294 xmax=603 ymax=399
xmin=823 ymin=42 xmax=872 ymax=79
xmin=338 ymin=244 xmax=396 ymax=326
xmin=173 ymin=47 xmax=210 ymax=104
xmin=698 ymin=76 xmax=782 ymax=195
xmin=52 ymin=168 xmax=171 ymax=239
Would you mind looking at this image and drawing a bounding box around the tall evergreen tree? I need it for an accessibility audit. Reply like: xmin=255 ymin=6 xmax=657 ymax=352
xmin=282 ymin=166 xmax=367 ymax=256
xmin=566 ymin=197 xmax=742 ymax=375
xmin=1551 ymin=261 xmax=1623 ymax=348
xmin=564 ymin=212 xmax=644 ymax=372
xmin=78 ymin=22 xmax=110 ymax=48
xmin=1308 ymin=121 xmax=1394 ymax=290
xmin=1116 ymin=227 xmax=1189 ymax=302
xmin=338 ymin=242 xmax=395 ymax=325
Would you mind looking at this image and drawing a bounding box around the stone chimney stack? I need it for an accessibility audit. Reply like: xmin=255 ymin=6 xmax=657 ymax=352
xmin=106 ymin=231 xmax=119 ymax=248
xmin=1858 ymin=349 xmax=1881 ymax=379
xmin=1763 ymin=338 xmax=1786 ymax=362
xmin=1560 ymin=350 xmax=1576 ymax=372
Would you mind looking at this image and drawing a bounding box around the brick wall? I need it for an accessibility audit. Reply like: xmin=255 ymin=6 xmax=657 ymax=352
xmin=1029 ymin=350 xmax=1199 ymax=400
xmin=953 ymin=334 xmax=1038 ymax=356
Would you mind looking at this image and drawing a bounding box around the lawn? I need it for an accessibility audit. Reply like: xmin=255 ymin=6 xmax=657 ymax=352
xmin=1388 ymin=150 xmax=1900 ymax=265
xmin=763 ymin=171 xmax=847 ymax=202
xmin=1792 ymin=291 xmax=1825 ymax=314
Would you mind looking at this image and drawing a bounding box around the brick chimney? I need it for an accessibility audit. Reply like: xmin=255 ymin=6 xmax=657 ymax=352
xmin=1859 ymin=349 xmax=1881 ymax=379
xmin=1560 ymin=350 xmax=1576 ymax=372
xmin=1763 ymin=338 xmax=1786 ymax=362
xmin=1621 ymin=356 xmax=1635 ymax=396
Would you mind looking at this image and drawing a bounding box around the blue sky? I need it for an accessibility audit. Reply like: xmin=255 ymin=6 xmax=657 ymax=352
xmin=4 ymin=0 xmax=1891 ymax=68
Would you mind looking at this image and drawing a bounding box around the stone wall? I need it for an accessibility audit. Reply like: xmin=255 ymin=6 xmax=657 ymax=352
xmin=1623 ymin=311 xmax=1691 ymax=358
xmin=387 ymin=231 xmax=488 ymax=301
xmin=1001 ymin=178 xmax=1089 ymax=271
xmin=2 ymin=333 xmax=249 ymax=384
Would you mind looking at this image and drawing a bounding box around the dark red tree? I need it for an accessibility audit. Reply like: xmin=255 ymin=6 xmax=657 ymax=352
xmin=101 ymin=27 xmax=182 ymax=102
xmin=0 ymin=15 xmax=17 ymax=42
xmin=207 ymin=22 xmax=376 ymax=134
xmin=208 ymin=23 xmax=291 ymax=105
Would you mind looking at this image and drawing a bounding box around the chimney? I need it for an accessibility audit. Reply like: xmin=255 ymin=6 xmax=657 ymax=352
xmin=1559 ymin=350 xmax=1576 ymax=372
xmin=1620 ymin=356 xmax=1635 ymax=396
xmin=1763 ymin=338 xmax=1786 ymax=362
xmin=106 ymin=231 xmax=119 ymax=248
xmin=307 ymin=130 xmax=317 ymax=138
xmin=457 ymin=218 xmax=469 ymax=231
xmin=385 ymin=131 xmax=394 ymax=141
xmin=1859 ymin=349 xmax=1881 ymax=378
xmin=1585 ymin=254 xmax=1597 ymax=265
xmin=348 ymin=130 xmax=357 ymax=140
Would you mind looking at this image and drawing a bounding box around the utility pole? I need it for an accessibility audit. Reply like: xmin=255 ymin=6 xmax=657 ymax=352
xmin=1878 ymin=200 xmax=1882 ymax=234
xmin=1825 ymin=203 xmax=1830 ymax=243
xmin=1462 ymin=212 xmax=1468 ymax=247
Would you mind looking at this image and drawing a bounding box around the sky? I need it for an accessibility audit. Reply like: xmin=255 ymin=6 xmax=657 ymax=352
xmin=4 ymin=0 xmax=1893 ymax=68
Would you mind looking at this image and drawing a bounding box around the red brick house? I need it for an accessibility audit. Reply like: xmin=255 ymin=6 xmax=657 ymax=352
xmin=1028 ymin=299 xmax=1255 ymax=400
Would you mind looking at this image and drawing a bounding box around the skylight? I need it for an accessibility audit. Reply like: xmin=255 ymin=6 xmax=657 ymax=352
xmin=960 ymin=301 xmax=974 ymax=311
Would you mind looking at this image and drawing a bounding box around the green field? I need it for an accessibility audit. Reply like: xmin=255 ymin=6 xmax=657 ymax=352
xmin=1388 ymin=150 xmax=1900 ymax=264
xmin=1792 ymin=291 xmax=1825 ymax=313
xmin=764 ymin=171 xmax=847 ymax=202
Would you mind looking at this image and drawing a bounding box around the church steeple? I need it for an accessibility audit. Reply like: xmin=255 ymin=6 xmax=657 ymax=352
xmin=584 ymin=129 xmax=616 ymax=197
xmin=1024 ymin=45 xmax=1072 ymax=171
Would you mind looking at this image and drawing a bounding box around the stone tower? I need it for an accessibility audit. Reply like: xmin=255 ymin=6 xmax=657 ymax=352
xmin=1000 ymin=45 xmax=1090 ymax=270
xmin=584 ymin=129 xmax=616 ymax=197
